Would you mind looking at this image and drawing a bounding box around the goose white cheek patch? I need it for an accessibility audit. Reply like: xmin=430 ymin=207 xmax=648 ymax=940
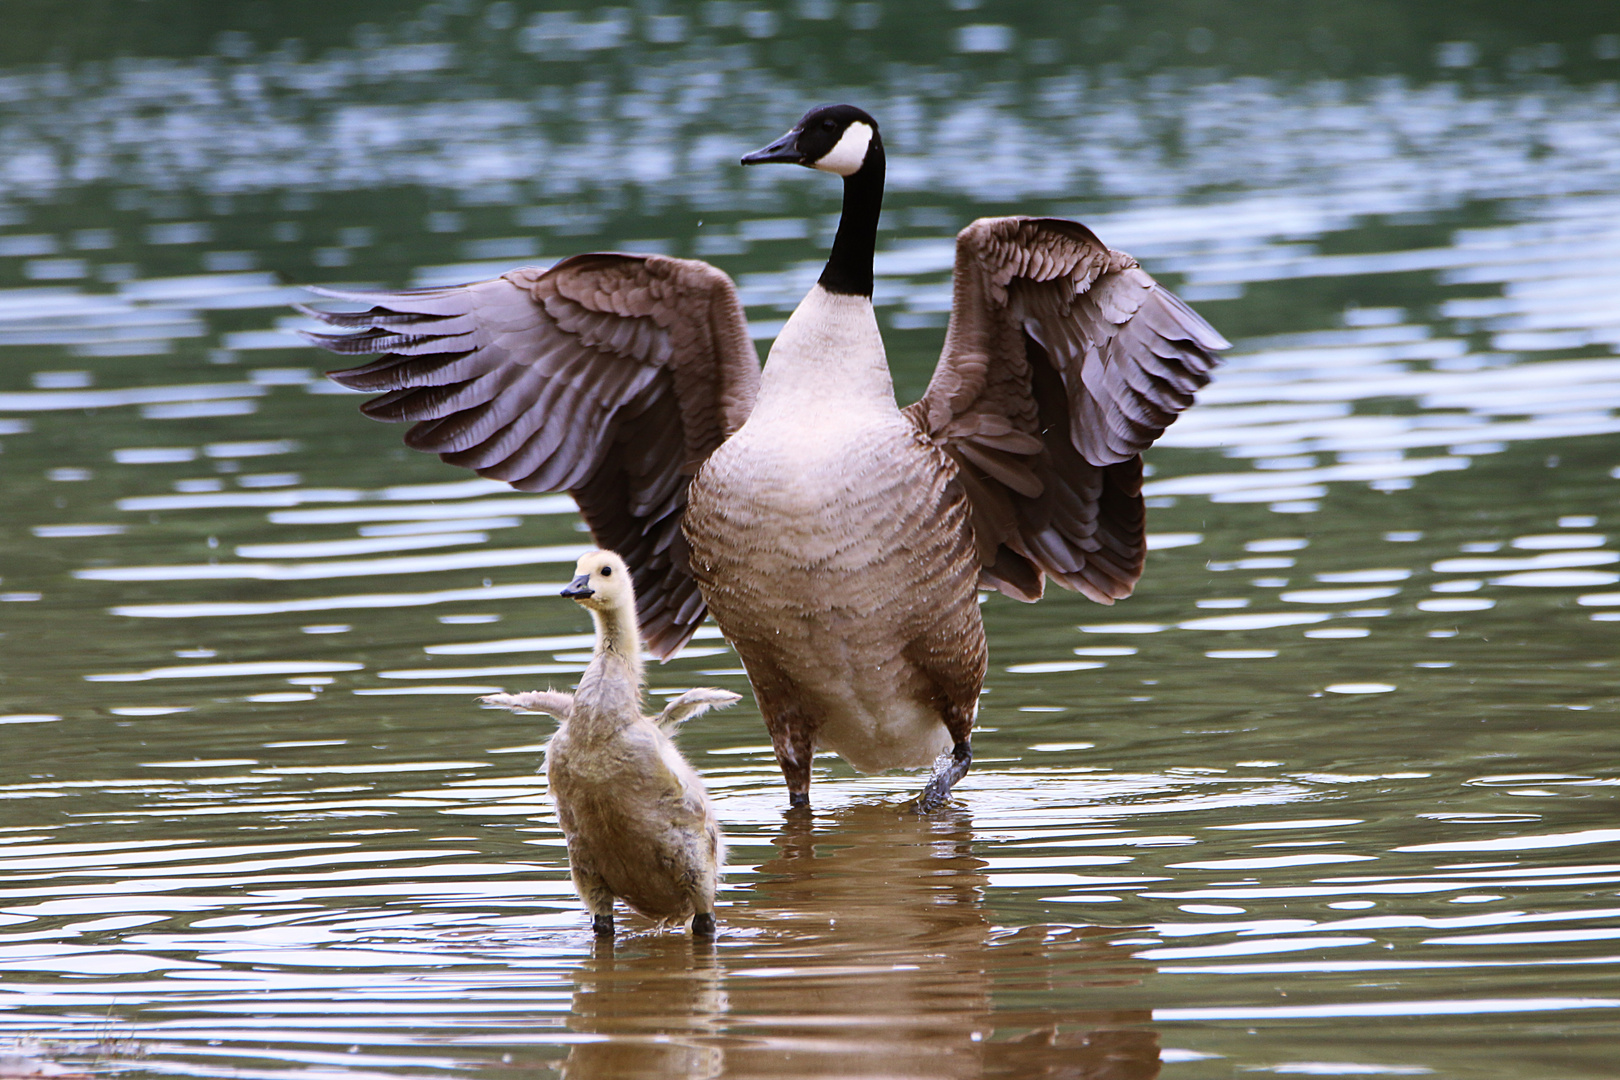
xmin=812 ymin=122 xmax=874 ymax=176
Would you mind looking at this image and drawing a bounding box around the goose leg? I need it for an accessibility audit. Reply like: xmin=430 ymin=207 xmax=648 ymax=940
xmin=901 ymin=602 xmax=985 ymax=813
xmin=760 ymin=699 xmax=822 ymax=810
xmin=913 ymin=738 xmax=972 ymax=812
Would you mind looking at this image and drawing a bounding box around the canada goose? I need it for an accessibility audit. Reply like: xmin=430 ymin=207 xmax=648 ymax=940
xmin=302 ymin=103 xmax=1226 ymax=812
xmin=481 ymin=549 xmax=734 ymax=937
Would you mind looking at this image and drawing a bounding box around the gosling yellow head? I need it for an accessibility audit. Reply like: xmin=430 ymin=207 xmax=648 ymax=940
xmin=560 ymin=550 xmax=635 ymax=615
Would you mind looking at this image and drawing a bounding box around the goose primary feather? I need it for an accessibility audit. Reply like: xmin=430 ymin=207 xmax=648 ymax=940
xmin=301 ymin=103 xmax=1228 ymax=812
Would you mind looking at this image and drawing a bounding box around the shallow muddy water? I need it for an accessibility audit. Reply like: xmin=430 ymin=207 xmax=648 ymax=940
xmin=3 ymin=4 xmax=1620 ymax=1077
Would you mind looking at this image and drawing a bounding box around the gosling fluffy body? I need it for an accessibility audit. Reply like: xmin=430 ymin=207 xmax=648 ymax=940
xmin=482 ymin=551 xmax=735 ymax=936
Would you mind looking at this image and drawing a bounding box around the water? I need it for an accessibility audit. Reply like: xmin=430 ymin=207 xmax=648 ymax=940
xmin=3 ymin=4 xmax=1620 ymax=1076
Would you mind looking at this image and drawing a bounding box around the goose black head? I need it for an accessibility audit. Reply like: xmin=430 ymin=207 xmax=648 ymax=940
xmin=743 ymin=104 xmax=886 ymax=297
xmin=741 ymin=104 xmax=882 ymax=177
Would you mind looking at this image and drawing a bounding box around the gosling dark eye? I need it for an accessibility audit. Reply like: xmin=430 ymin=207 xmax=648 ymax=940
xmin=600 ymin=566 xmax=612 ymax=577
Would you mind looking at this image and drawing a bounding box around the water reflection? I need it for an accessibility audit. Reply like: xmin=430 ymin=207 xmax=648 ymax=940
xmin=561 ymin=937 xmax=727 ymax=1080
xmin=732 ymin=806 xmax=997 ymax=1077
xmin=564 ymin=805 xmax=1160 ymax=1079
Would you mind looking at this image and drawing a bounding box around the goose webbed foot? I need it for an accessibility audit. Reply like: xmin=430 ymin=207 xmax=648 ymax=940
xmin=912 ymin=739 xmax=972 ymax=813
xmin=591 ymin=913 xmax=615 ymax=938
xmin=691 ymin=912 xmax=717 ymax=937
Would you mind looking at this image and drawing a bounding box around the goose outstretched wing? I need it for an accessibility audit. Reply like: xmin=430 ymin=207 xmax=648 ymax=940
xmin=905 ymin=216 xmax=1227 ymax=605
xmin=301 ymin=254 xmax=760 ymax=657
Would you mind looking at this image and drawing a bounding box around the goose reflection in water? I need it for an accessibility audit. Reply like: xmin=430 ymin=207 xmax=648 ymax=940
xmin=556 ymin=804 xmax=1159 ymax=1079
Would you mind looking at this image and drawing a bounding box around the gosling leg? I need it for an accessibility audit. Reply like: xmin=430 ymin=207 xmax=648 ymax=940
xmin=913 ymin=738 xmax=972 ymax=813
xmin=573 ymin=864 xmax=616 ymax=938
xmin=685 ymin=846 xmax=719 ymax=938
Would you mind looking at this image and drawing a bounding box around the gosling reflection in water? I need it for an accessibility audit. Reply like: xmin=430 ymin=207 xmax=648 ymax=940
xmin=557 ymin=804 xmax=1160 ymax=1079
xmin=559 ymin=934 xmax=728 ymax=1080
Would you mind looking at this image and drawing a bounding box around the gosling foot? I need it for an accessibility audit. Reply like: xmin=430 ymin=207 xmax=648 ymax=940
xmin=912 ymin=739 xmax=972 ymax=813
xmin=691 ymin=912 xmax=717 ymax=937
xmin=591 ymin=913 xmax=615 ymax=938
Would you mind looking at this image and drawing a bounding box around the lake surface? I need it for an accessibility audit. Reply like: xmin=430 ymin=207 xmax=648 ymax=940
xmin=3 ymin=4 xmax=1620 ymax=1077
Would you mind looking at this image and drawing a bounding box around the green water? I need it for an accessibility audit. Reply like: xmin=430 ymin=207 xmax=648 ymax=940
xmin=2 ymin=3 xmax=1620 ymax=1077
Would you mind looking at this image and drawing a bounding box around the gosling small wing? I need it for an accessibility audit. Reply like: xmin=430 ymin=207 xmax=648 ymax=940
xmin=480 ymin=690 xmax=574 ymax=720
xmin=906 ymin=216 xmax=1226 ymax=604
xmin=654 ymin=687 xmax=742 ymax=734
xmin=302 ymin=254 xmax=760 ymax=657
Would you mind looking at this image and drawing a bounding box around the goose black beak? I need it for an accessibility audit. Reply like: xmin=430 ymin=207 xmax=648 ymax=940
xmin=741 ymin=128 xmax=806 ymax=166
xmin=560 ymin=574 xmax=594 ymax=600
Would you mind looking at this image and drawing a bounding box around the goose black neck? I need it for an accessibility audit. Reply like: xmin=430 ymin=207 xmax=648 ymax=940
xmin=818 ymin=143 xmax=884 ymax=298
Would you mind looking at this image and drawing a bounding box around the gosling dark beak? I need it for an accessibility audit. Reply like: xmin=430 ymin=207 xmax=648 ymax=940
xmin=741 ymin=127 xmax=805 ymax=166
xmin=560 ymin=574 xmax=593 ymax=600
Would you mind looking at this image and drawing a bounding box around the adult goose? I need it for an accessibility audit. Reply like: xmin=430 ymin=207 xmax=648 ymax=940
xmin=300 ymin=104 xmax=1227 ymax=812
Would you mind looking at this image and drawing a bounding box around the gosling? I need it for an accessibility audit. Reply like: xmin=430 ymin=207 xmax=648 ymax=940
xmin=481 ymin=550 xmax=737 ymax=937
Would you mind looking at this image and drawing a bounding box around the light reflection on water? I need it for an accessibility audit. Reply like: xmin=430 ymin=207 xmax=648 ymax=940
xmin=2 ymin=766 xmax=1620 ymax=1076
xmin=3 ymin=4 xmax=1620 ymax=1077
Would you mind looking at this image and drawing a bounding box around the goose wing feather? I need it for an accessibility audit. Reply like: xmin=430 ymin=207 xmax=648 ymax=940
xmin=304 ymin=254 xmax=760 ymax=658
xmin=906 ymin=216 xmax=1225 ymax=604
